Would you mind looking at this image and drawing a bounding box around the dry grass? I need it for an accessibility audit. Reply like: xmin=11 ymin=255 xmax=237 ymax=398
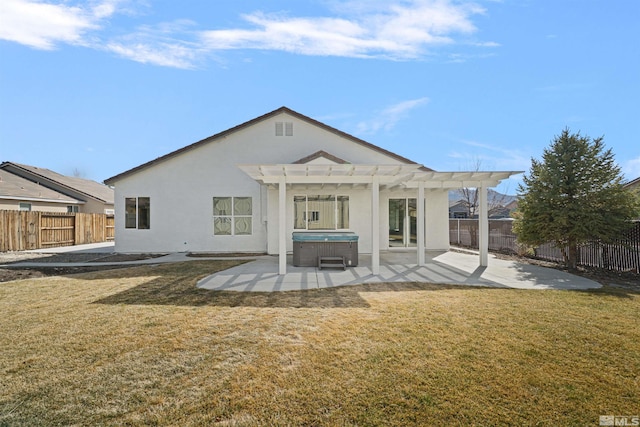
xmin=1 ymin=260 xmax=638 ymax=426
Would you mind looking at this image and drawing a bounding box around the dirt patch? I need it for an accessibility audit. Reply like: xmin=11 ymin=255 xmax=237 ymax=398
xmin=0 ymin=253 xmax=165 ymax=265
xmin=0 ymin=265 xmax=136 ymax=282
xmin=0 ymin=253 xmax=167 ymax=283
xmin=92 ymin=253 xmax=166 ymax=263
xmin=0 ymin=268 xmax=49 ymax=282
xmin=187 ymin=252 xmax=267 ymax=258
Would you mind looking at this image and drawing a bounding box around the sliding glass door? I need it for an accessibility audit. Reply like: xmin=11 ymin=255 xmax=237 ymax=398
xmin=388 ymin=198 xmax=417 ymax=247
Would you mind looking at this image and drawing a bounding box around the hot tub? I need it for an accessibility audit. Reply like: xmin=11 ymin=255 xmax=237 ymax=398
xmin=292 ymin=232 xmax=359 ymax=267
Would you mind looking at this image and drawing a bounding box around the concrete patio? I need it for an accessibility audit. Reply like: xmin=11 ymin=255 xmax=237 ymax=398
xmin=0 ymin=242 xmax=601 ymax=292
xmin=197 ymin=250 xmax=601 ymax=292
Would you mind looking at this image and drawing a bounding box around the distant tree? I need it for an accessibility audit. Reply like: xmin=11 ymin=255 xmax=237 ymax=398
xmin=455 ymin=189 xmax=512 ymax=219
xmin=513 ymin=128 xmax=640 ymax=270
xmin=72 ymin=167 xmax=85 ymax=178
xmin=453 ymin=159 xmax=512 ymax=248
xmin=455 ymin=159 xmax=511 ymax=219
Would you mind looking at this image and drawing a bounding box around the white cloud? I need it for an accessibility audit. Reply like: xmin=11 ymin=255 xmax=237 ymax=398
xmin=104 ymin=20 xmax=203 ymax=69
xmin=105 ymin=41 xmax=200 ymax=69
xmin=0 ymin=0 xmax=119 ymax=49
xmin=0 ymin=0 xmax=496 ymax=68
xmin=447 ymin=138 xmax=530 ymax=171
xmin=356 ymin=97 xmax=429 ymax=134
xmin=200 ymin=1 xmax=489 ymax=60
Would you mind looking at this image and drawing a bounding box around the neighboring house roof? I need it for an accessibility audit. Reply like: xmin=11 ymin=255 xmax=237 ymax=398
xmin=0 ymin=162 xmax=114 ymax=204
xmin=105 ymin=106 xmax=432 ymax=185
xmin=449 ymin=199 xmax=470 ymax=209
xmin=0 ymin=169 xmax=80 ymax=204
xmin=624 ymin=176 xmax=640 ymax=190
xmin=504 ymin=199 xmax=519 ymax=210
xmin=448 ymin=194 xmax=519 ymax=218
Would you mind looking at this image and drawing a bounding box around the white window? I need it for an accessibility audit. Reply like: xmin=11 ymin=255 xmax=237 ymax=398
xmin=213 ymin=197 xmax=252 ymax=235
xmin=67 ymin=205 xmax=79 ymax=213
xmin=294 ymin=195 xmax=349 ymax=230
xmin=125 ymin=197 xmax=150 ymax=229
xmin=19 ymin=202 xmax=31 ymax=211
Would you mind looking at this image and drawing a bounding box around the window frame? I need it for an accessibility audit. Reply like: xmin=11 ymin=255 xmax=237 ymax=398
xmin=124 ymin=197 xmax=150 ymax=230
xmin=213 ymin=196 xmax=253 ymax=236
xmin=294 ymin=195 xmax=349 ymax=231
xmin=275 ymin=121 xmax=293 ymax=136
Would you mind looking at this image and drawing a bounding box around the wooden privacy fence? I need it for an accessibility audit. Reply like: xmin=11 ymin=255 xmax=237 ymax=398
xmin=449 ymin=219 xmax=640 ymax=273
xmin=0 ymin=210 xmax=114 ymax=252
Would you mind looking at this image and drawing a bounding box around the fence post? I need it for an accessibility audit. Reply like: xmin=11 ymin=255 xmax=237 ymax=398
xmin=37 ymin=211 xmax=42 ymax=249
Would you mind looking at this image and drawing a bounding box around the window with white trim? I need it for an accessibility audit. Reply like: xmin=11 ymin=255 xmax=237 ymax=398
xmin=125 ymin=197 xmax=150 ymax=229
xmin=294 ymin=195 xmax=349 ymax=230
xmin=213 ymin=197 xmax=252 ymax=235
xmin=19 ymin=202 xmax=31 ymax=211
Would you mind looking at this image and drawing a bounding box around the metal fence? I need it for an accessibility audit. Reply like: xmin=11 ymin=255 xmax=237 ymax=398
xmin=449 ymin=218 xmax=640 ymax=273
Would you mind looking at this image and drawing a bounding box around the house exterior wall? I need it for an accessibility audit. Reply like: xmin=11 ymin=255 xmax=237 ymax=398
xmin=112 ymin=111 xmax=413 ymax=253
xmin=0 ymin=199 xmax=76 ymax=212
xmin=265 ymin=186 xmax=451 ymax=255
xmin=0 ymin=195 xmax=110 ymax=214
xmin=80 ymin=199 xmax=114 ymax=214
xmin=424 ymin=190 xmax=450 ymax=250
xmin=267 ymin=187 xmax=374 ymax=254
xmin=380 ymin=189 xmax=450 ymax=252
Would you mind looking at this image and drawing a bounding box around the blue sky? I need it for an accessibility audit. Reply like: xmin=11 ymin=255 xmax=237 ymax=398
xmin=1 ymin=0 xmax=639 ymax=195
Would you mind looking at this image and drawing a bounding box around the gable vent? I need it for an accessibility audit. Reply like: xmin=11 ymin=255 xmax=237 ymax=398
xmin=275 ymin=121 xmax=293 ymax=136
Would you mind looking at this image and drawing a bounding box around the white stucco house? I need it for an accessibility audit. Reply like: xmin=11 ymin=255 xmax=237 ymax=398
xmin=104 ymin=107 xmax=520 ymax=274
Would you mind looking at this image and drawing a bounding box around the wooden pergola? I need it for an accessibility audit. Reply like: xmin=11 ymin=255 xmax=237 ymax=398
xmin=239 ymin=163 xmax=521 ymax=275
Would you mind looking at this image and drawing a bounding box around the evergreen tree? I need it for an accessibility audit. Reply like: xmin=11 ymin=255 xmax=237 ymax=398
xmin=513 ymin=129 xmax=640 ymax=270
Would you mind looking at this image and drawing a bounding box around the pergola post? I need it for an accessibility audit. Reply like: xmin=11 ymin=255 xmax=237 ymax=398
xmin=371 ymin=177 xmax=380 ymax=275
xmin=417 ymin=181 xmax=425 ymax=266
xmin=478 ymin=185 xmax=488 ymax=267
xmin=278 ymin=176 xmax=287 ymax=275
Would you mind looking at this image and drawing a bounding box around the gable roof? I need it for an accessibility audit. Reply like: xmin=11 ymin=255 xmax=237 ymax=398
xmin=293 ymin=150 xmax=350 ymax=165
xmin=0 ymin=169 xmax=79 ymax=204
xmin=104 ymin=106 xmax=432 ymax=185
xmin=0 ymin=162 xmax=114 ymax=204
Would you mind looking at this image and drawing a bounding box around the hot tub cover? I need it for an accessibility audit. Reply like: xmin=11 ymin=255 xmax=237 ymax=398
xmin=292 ymin=232 xmax=359 ymax=242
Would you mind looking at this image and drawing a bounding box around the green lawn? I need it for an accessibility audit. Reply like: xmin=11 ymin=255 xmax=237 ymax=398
xmin=1 ymin=260 xmax=638 ymax=426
